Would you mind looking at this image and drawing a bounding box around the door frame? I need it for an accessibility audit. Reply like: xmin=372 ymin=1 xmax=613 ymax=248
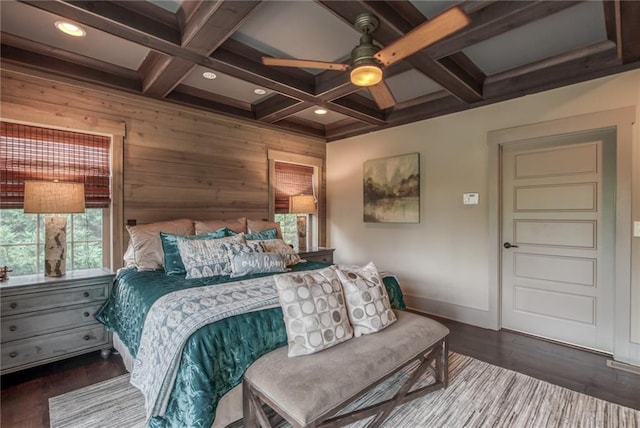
xmin=487 ymin=107 xmax=636 ymax=364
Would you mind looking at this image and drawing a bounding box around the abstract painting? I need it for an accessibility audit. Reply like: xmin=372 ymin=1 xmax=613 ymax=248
xmin=363 ymin=153 xmax=420 ymax=223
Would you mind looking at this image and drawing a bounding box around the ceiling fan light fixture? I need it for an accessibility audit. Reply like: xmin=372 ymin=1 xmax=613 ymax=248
xmin=350 ymin=64 xmax=382 ymax=87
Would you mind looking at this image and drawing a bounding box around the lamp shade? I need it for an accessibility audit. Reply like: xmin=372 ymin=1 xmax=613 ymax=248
xmin=289 ymin=194 xmax=316 ymax=214
xmin=24 ymin=180 xmax=85 ymax=214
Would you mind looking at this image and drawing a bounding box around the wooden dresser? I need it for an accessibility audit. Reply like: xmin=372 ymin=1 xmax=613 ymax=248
xmin=298 ymin=247 xmax=335 ymax=264
xmin=0 ymin=268 xmax=114 ymax=375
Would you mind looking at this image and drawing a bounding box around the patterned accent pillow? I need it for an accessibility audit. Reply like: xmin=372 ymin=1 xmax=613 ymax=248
xmin=229 ymin=253 xmax=287 ymax=278
xmin=177 ymin=234 xmax=245 ymax=279
xmin=221 ymin=240 xmax=263 ymax=256
xmin=257 ymin=239 xmax=301 ymax=266
xmin=274 ymin=266 xmax=353 ymax=357
xmin=336 ymin=261 xmax=397 ymax=337
xmin=160 ymin=228 xmax=227 ymax=276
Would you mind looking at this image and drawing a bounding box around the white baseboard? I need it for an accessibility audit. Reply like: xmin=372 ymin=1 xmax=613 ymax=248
xmin=405 ymin=294 xmax=496 ymax=330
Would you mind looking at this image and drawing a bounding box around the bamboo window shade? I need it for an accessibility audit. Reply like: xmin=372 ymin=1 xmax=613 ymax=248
xmin=0 ymin=121 xmax=111 ymax=209
xmin=274 ymin=161 xmax=314 ymax=214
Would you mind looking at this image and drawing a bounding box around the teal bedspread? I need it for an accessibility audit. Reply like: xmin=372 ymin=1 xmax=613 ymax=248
xmin=96 ymin=263 xmax=406 ymax=428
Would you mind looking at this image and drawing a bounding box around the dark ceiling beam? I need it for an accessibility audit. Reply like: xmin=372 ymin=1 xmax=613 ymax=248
xmin=142 ymin=1 xmax=261 ymax=98
xmin=1 ymin=32 xmax=139 ymax=81
xmin=427 ymin=1 xmax=581 ymax=59
xmin=173 ymin=84 xmax=253 ymax=111
xmin=0 ymin=44 xmax=141 ymax=93
xmin=165 ymin=89 xmax=255 ymax=120
xmin=317 ymin=0 xmax=483 ymax=103
xmin=254 ymin=96 xmax=313 ymax=123
xmin=603 ymin=0 xmax=640 ymax=64
xmin=325 ymin=120 xmax=378 ymax=141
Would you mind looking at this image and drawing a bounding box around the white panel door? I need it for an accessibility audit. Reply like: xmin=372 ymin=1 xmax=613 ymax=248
xmin=502 ymin=140 xmax=614 ymax=352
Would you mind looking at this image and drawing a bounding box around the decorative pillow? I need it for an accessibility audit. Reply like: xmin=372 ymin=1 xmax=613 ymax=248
xmin=220 ymin=240 xmax=264 ymax=257
xmin=195 ymin=217 xmax=247 ymax=235
xmin=229 ymin=253 xmax=287 ymax=278
xmin=247 ymin=219 xmax=283 ymax=239
xmin=126 ymin=219 xmax=194 ymax=271
xmin=177 ymin=234 xmax=245 ymax=279
xmin=257 ymin=239 xmax=301 ymax=266
xmin=336 ymin=262 xmax=397 ymax=337
xmin=245 ymin=227 xmax=278 ymax=241
xmin=274 ymin=266 xmax=353 ymax=357
xmin=161 ymin=228 xmax=227 ymax=276
xmin=123 ymin=242 xmax=136 ymax=268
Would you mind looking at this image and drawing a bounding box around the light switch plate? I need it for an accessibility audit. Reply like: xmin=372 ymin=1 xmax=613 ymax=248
xmin=463 ymin=193 xmax=479 ymax=205
xmin=634 ymin=221 xmax=640 ymax=237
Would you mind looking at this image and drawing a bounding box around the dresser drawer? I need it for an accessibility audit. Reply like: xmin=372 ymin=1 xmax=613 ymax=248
xmin=305 ymin=254 xmax=333 ymax=263
xmin=1 ymin=283 xmax=109 ymax=316
xmin=1 ymin=324 xmax=108 ymax=372
xmin=1 ymin=303 xmax=104 ymax=342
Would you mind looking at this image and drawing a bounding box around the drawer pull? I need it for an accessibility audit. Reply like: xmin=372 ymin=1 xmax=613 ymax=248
xmin=84 ymin=312 xmax=90 ymax=317
xmin=83 ymin=292 xmax=90 ymax=298
xmin=84 ymin=335 xmax=91 ymax=341
xmin=9 ymin=325 xmax=17 ymax=332
xmin=9 ymin=352 xmax=17 ymax=358
xmin=9 ymin=302 xmax=17 ymax=309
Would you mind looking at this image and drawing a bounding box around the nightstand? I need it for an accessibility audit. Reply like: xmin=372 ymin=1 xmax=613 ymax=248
xmin=298 ymin=247 xmax=335 ymax=264
xmin=0 ymin=268 xmax=114 ymax=375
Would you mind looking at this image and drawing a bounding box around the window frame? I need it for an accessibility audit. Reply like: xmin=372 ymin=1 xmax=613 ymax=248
xmin=268 ymin=150 xmax=324 ymax=248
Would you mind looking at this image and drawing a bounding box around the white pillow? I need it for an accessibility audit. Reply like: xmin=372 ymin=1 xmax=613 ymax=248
xmin=336 ymin=261 xmax=396 ymax=337
xmin=274 ymin=266 xmax=353 ymax=357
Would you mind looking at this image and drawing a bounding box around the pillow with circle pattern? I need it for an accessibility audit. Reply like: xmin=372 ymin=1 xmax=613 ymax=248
xmin=274 ymin=266 xmax=353 ymax=357
xmin=335 ymin=261 xmax=396 ymax=337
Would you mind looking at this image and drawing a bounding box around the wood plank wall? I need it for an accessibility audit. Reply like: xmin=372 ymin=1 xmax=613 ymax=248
xmin=0 ymin=68 xmax=328 ymax=255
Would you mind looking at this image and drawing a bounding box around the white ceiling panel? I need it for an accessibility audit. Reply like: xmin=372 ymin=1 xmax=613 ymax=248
xmin=146 ymin=0 xmax=182 ymax=13
xmin=463 ymin=1 xmax=607 ymax=75
xmin=181 ymin=65 xmax=273 ymax=104
xmin=0 ymin=1 xmax=150 ymax=71
xmin=409 ymin=0 xmax=463 ymax=19
xmin=232 ymin=1 xmax=358 ymax=63
xmin=359 ymin=69 xmax=443 ymax=103
xmin=293 ymin=107 xmax=351 ymax=125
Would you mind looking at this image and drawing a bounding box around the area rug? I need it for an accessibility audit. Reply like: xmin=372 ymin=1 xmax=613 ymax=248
xmin=49 ymin=352 xmax=639 ymax=428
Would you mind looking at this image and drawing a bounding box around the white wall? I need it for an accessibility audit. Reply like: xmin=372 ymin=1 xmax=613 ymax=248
xmin=327 ymin=69 xmax=640 ymax=358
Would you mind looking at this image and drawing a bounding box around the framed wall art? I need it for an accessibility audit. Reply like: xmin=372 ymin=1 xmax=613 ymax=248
xmin=363 ymin=153 xmax=420 ymax=223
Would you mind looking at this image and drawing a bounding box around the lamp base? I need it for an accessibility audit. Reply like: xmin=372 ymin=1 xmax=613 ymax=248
xmin=44 ymin=216 xmax=67 ymax=277
xmin=296 ymin=215 xmax=307 ymax=253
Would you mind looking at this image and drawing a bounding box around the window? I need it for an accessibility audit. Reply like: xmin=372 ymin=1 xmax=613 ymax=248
xmin=0 ymin=122 xmax=111 ymax=275
xmin=272 ymin=161 xmax=316 ymax=250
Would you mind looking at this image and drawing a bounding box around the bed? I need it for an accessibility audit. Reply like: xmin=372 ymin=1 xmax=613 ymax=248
xmin=96 ymin=218 xmax=406 ymax=428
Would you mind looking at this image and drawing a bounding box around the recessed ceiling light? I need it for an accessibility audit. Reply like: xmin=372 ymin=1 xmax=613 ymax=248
xmin=254 ymin=88 xmax=267 ymax=95
xmin=55 ymin=21 xmax=86 ymax=37
xmin=314 ymin=108 xmax=328 ymax=115
xmin=202 ymin=71 xmax=217 ymax=80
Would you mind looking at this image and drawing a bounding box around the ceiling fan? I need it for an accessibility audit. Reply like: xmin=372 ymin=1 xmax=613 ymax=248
xmin=262 ymin=7 xmax=470 ymax=110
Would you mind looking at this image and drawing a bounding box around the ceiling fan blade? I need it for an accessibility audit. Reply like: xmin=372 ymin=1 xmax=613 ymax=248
xmin=375 ymin=6 xmax=470 ymax=67
xmin=262 ymin=57 xmax=349 ymax=71
xmin=368 ymin=81 xmax=396 ymax=110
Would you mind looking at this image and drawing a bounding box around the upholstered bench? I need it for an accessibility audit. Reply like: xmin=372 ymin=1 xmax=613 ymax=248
xmin=243 ymin=310 xmax=449 ymax=428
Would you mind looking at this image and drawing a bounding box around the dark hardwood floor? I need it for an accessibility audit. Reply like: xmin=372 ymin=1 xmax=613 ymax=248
xmin=2 ymin=317 xmax=639 ymax=428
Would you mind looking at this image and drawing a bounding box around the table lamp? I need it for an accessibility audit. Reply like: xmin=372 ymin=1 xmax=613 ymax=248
xmin=289 ymin=194 xmax=316 ymax=252
xmin=23 ymin=180 xmax=85 ymax=277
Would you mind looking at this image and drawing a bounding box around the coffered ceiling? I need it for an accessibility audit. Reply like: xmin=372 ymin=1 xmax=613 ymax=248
xmin=1 ymin=1 xmax=638 ymax=142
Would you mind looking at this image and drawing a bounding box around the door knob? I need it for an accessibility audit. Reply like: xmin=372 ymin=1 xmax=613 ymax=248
xmin=503 ymin=242 xmax=519 ymax=249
